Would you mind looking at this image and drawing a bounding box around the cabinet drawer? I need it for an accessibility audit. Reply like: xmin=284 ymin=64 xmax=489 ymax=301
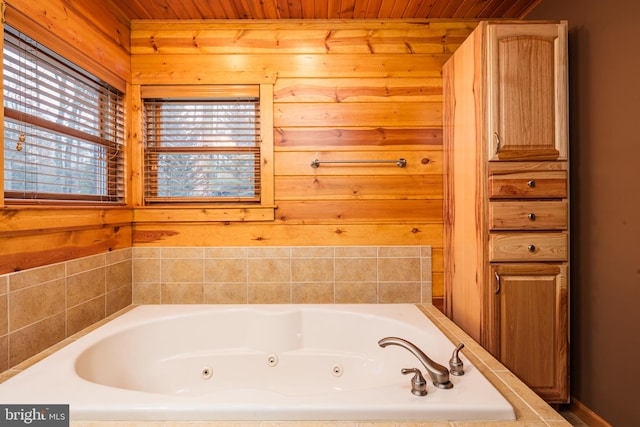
xmin=489 ymin=171 xmax=567 ymax=199
xmin=489 ymin=201 xmax=568 ymax=230
xmin=489 ymin=232 xmax=568 ymax=262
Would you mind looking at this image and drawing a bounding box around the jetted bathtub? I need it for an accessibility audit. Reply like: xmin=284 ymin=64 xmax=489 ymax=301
xmin=0 ymin=304 xmax=516 ymax=421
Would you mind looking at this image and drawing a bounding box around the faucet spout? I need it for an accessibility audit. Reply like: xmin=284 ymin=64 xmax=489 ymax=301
xmin=378 ymin=336 xmax=453 ymax=389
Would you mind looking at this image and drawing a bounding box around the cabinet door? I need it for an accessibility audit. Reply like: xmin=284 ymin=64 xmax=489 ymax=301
xmin=487 ymin=23 xmax=568 ymax=161
xmin=487 ymin=263 xmax=569 ymax=402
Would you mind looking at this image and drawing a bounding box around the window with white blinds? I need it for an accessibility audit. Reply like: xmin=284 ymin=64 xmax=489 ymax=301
xmin=143 ymin=90 xmax=261 ymax=204
xmin=3 ymin=25 xmax=125 ymax=204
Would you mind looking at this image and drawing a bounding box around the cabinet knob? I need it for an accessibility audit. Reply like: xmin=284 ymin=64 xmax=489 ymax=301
xmin=528 ymin=213 xmax=536 ymax=220
xmin=527 ymin=244 xmax=536 ymax=252
xmin=527 ymin=180 xmax=536 ymax=188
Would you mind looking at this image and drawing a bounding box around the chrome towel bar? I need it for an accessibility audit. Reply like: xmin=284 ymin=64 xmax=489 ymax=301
xmin=310 ymin=158 xmax=407 ymax=168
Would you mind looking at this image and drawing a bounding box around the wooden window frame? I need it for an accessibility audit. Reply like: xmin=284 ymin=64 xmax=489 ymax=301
xmin=2 ymin=25 xmax=125 ymax=205
xmin=132 ymin=84 xmax=275 ymax=222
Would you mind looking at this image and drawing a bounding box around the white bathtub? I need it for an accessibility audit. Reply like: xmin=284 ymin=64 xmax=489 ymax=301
xmin=0 ymin=304 xmax=515 ymax=422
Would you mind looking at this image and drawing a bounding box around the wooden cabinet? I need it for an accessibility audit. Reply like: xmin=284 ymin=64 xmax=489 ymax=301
xmin=443 ymin=21 xmax=569 ymax=403
xmin=487 ymin=23 xmax=568 ymax=161
xmin=488 ymin=263 xmax=569 ymax=402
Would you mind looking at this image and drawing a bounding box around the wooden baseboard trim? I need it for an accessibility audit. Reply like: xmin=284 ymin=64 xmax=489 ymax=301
xmin=571 ymin=397 xmax=612 ymax=427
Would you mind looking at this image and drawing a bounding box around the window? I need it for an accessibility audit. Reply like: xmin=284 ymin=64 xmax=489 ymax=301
xmin=3 ymin=25 xmax=125 ymax=204
xmin=142 ymin=86 xmax=262 ymax=204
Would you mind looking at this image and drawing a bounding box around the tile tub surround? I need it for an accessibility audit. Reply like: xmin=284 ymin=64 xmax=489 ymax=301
xmin=132 ymin=246 xmax=433 ymax=305
xmin=0 ymin=249 xmax=132 ymax=371
xmin=0 ymin=304 xmax=570 ymax=427
xmin=1 ymin=245 xmax=430 ymax=372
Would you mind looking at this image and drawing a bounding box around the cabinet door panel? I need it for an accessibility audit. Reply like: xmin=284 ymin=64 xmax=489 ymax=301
xmin=488 ymin=263 xmax=568 ymax=402
xmin=487 ymin=23 xmax=568 ymax=161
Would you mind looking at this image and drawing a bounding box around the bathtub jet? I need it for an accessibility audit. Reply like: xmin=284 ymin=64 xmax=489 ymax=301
xmin=0 ymin=304 xmax=516 ymax=422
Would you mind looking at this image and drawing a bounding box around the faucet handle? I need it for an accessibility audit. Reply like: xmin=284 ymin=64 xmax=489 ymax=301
xmin=449 ymin=343 xmax=465 ymax=376
xmin=401 ymin=368 xmax=428 ymax=396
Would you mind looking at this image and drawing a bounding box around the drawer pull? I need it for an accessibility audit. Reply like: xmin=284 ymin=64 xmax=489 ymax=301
xmin=527 ymin=180 xmax=536 ymax=188
xmin=495 ymin=271 xmax=501 ymax=294
xmin=527 ymin=244 xmax=536 ymax=252
xmin=528 ymin=213 xmax=536 ymax=221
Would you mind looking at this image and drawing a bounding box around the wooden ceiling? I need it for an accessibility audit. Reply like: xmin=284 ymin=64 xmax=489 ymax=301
xmin=109 ymin=0 xmax=542 ymax=20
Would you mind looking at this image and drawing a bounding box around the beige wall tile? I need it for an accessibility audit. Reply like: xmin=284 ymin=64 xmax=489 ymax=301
xmin=205 ymin=258 xmax=247 ymax=283
xmin=162 ymin=259 xmax=204 ymax=283
xmin=204 ymin=283 xmax=248 ymax=304
xmin=378 ymin=257 xmax=420 ymax=282
xmin=106 ymin=260 xmax=132 ymax=292
xmin=335 ymin=282 xmax=377 ymax=303
xmin=421 ymin=256 xmax=433 ymax=282
xmin=161 ymin=283 xmax=203 ymax=304
xmin=248 ymin=282 xmax=290 ymax=304
xmin=421 ymin=246 xmax=432 ymax=257
xmin=421 ymin=281 xmax=433 ymax=303
xmin=9 ymin=264 xmax=65 ymax=292
xmin=291 ymin=258 xmax=334 ymax=283
xmin=106 ymin=248 xmax=132 ymax=264
xmin=106 ymin=286 xmax=132 ymax=316
xmin=133 ymin=282 xmax=161 ymax=304
xmin=0 ymin=276 xmax=7 ymax=295
xmin=248 ymin=258 xmax=291 ymax=283
xmin=161 ymin=247 xmax=204 ymax=259
xmin=248 ymin=247 xmax=290 ymax=258
xmin=291 ymin=247 xmax=334 ymax=258
xmin=292 ymin=282 xmax=334 ymax=303
xmin=133 ymin=258 xmax=161 ymax=283
xmin=378 ymin=282 xmax=421 ymax=303
xmin=66 ymin=296 xmax=105 ymax=336
xmin=205 ymin=247 xmax=248 ymax=258
xmin=335 ymin=246 xmax=377 ymax=257
xmin=0 ymin=295 xmax=7 ymax=336
xmin=66 ymin=253 xmax=105 ymax=276
xmin=9 ymin=279 xmax=65 ymax=331
xmin=378 ymin=246 xmax=421 ymax=257
xmin=0 ymin=335 xmax=7 ymax=373
xmin=9 ymin=313 xmax=65 ymax=367
xmin=132 ymin=247 xmax=161 ymax=258
xmin=335 ymin=258 xmax=377 ymax=282
xmin=67 ymin=268 xmax=106 ymax=308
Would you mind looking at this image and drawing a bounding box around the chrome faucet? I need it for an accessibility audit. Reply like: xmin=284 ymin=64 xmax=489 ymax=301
xmin=378 ymin=336 xmax=453 ymax=389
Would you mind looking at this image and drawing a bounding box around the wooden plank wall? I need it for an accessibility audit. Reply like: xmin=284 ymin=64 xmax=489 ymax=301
xmin=130 ymin=20 xmax=476 ymax=300
xmin=0 ymin=2 xmax=477 ymax=301
xmin=0 ymin=0 xmax=132 ymax=274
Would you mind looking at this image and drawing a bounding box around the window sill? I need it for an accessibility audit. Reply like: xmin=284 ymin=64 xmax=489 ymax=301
xmin=132 ymin=206 xmax=276 ymax=223
xmin=0 ymin=206 xmax=132 ymax=236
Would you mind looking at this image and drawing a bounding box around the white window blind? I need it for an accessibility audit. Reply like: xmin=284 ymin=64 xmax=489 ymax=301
xmin=3 ymin=25 xmax=125 ymax=204
xmin=143 ymin=94 xmax=261 ymax=204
